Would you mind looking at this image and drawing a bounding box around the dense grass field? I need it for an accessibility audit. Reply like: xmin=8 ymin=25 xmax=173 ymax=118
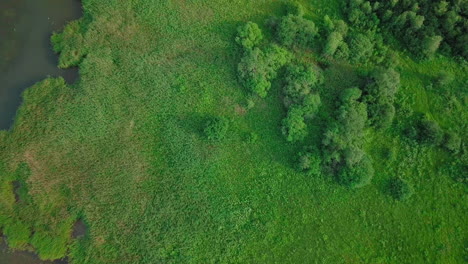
xmin=0 ymin=0 xmax=466 ymax=263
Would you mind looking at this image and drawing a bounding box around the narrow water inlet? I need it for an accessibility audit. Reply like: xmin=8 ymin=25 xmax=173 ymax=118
xmin=0 ymin=0 xmax=83 ymax=130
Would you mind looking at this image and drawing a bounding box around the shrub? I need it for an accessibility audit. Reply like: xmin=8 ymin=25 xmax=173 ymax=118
xmin=285 ymin=1 xmax=305 ymax=17
xmin=443 ymin=132 xmax=461 ymax=153
xmin=246 ymin=132 xmax=258 ymax=143
xmin=368 ymin=102 xmax=395 ymax=129
xmin=300 ymin=93 xmax=321 ymax=119
xmin=235 ymin=22 xmax=263 ymax=50
xmin=435 ymin=72 xmax=454 ymax=86
xmin=348 ymin=33 xmax=374 ymax=64
xmin=282 ymin=107 xmax=308 ymax=142
xmin=388 ymin=177 xmax=414 ymax=200
xmin=336 ymin=156 xmax=374 ymax=188
xmin=297 ymin=151 xmax=321 ymax=174
xmin=283 ymin=64 xmax=320 ymax=104
xmin=422 ymin=35 xmax=443 ymax=58
xmin=277 ymin=15 xmax=318 ymax=48
xmin=237 ymin=45 xmax=291 ymax=97
xmin=323 ymin=31 xmax=344 ymax=57
xmin=417 ymin=117 xmax=443 ymax=145
xmin=204 ymin=117 xmax=229 ymax=140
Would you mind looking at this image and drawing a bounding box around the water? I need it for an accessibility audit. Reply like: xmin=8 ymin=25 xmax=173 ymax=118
xmin=0 ymin=1 xmax=82 ymax=262
xmin=0 ymin=239 xmax=66 ymax=264
xmin=0 ymin=0 xmax=82 ymax=130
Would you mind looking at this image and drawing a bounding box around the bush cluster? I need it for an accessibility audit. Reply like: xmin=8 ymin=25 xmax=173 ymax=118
xmin=323 ymin=88 xmax=374 ymax=188
xmin=204 ymin=117 xmax=229 ymax=140
xmin=281 ymin=64 xmax=322 ymax=142
xmin=363 ymin=67 xmax=400 ymax=129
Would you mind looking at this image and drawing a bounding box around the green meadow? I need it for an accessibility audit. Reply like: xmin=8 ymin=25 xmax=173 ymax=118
xmin=0 ymin=0 xmax=466 ymax=263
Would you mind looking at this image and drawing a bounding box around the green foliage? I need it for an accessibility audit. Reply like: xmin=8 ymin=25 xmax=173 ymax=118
xmin=348 ymin=33 xmax=374 ymax=64
xmin=363 ymin=67 xmax=400 ymax=129
xmin=204 ymin=116 xmax=229 ymax=140
xmin=323 ymin=31 xmax=343 ymax=57
xmin=51 ymin=19 xmax=86 ymax=68
xmin=283 ymin=64 xmax=321 ymax=105
xmin=387 ymin=178 xmax=414 ymax=200
xmin=443 ymin=131 xmax=461 ymax=153
xmin=297 ymin=149 xmax=322 ymax=174
xmin=323 ymin=88 xmax=372 ymax=188
xmin=300 ymin=93 xmax=321 ymax=119
xmin=282 ymin=106 xmax=307 ymax=142
xmin=276 ymin=15 xmax=318 ymax=48
xmin=237 ymin=45 xmax=291 ymax=97
xmin=4 ymin=220 xmax=31 ymax=250
xmin=235 ymin=22 xmax=263 ymax=50
xmin=1 ymin=0 xmax=467 ymax=263
xmin=416 ymin=117 xmax=444 ymax=145
xmin=31 ymin=222 xmax=72 ymax=260
xmin=336 ymin=156 xmax=374 ymax=188
xmin=422 ymin=35 xmax=443 ymax=58
xmin=285 ymin=1 xmax=305 ymax=17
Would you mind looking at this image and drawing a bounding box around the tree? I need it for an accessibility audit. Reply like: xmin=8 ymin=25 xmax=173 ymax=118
xmin=277 ymin=15 xmax=318 ymax=48
xmin=283 ymin=64 xmax=320 ymax=104
xmin=336 ymin=156 xmax=374 ymax=188
xmin=417 ymin=117 xmax=443 ymax=144
xmin=443 ymin=131 xmax=461 ymax=153
xmin=388 ymin=177 xmax=414 ymax=200
xmin=323 ymin=31 xmax=343 ymax=57
xmin=237 ymin=45 xmax=291 ymax=97
xmin=204 ymin=117 xmax=229 ymax=140
xmin=300 ymin=93 xmax=321 ymax=119
xmin=282 ymin=106 xmax=308 ymax=142
xmin=348 ymin=33 xmax=374 ymax=64
xmin=422 ymin=35 xmax=443 ymax=57
xmin=286 ymin=1 xmax=305 ymax=17
xmin=235 ymin=22 xmax=263 ymax=50
xmin=297 ymin=150 xmax=321 ymax=174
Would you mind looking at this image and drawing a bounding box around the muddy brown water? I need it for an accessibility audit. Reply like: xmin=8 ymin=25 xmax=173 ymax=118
xmin=0 ymin=0 xmax=82 ymax=130
xmin=0 ymin=1 xmax=82 ymax=262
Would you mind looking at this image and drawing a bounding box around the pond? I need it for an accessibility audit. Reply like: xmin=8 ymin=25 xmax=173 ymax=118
xmin=0 ymin=0 xmax=82 ymax=130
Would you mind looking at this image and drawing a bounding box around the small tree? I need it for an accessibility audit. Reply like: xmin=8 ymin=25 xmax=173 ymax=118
xmin=204 ymin=117 xmax=229 ymax=140
xmin=417 ymin=117 xmax=443 ymax=145
xmin=282 ymin=107 xmax=308 ymax=142
xmin=235 ymin=22 xmax=263 ymax=50
xmin=443 ymin=131 xmax=461 ymax=153
xmin=388 ymin=177 xmax=414 ymax=200
xmin=323 ymin=31 xmax=344 ymax=57
xmin=422 ymin=35 xmax=443 ymax=58
xmin=336 ymin=156 xmax=374 ymax=188
xmin=277 ymin=15 xmax=318 ymax=48
xmin=285 ymin=1 xmax=305 ymax=17
xmin=349 ymin=33 xmax=374 ymax=64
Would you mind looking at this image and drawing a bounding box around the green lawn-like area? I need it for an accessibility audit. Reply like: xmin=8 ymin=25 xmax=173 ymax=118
xmin=0 ymin=0 xmax=466 ymax=263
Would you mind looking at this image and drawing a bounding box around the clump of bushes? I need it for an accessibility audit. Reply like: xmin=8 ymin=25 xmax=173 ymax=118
xmin=282 ymin=106 xmax=308 ymax=142
xmin=405 ymin=115 xmax=443 ymax=145
xmin=237 ymin=44 xmax=291 ymax=97
xmin=323 ymin=88 xmax=374 ymax=188
xmin=387 ymin=177 xmax=414 ymax=200
xmin=297 ymin=147 xmax=322 ymax=174
xmin=322 ymin=17 xmax=350 ymax=59
xmin=363 ymin=67 xmax=400 ymax=129
xmin=281 ymin=64 xmax=322 ymax=142
xmin=235 ymin=22 xmax=263 ymax=50
xmin=276 ymin=15 xmax=318 ymax=48
xmin=204 ymin=117 xmax=229 ymax=140
xmin=443 ymin=131 xmax=461 ymax=153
